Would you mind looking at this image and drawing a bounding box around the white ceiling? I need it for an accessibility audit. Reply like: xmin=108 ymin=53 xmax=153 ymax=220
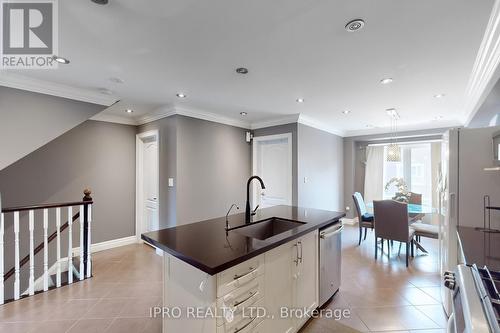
xmin=1 ymin=0 xmax=495 ymax=136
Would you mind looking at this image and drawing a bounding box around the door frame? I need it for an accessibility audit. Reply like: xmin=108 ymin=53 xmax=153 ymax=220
xmin=252 ymin=133 xmax=293 ymax=207
xmin=135 ymin=130 xmax=160 ymax=242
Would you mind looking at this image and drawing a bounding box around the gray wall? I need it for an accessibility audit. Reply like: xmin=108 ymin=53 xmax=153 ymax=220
xmin=0 ymin=120 xmax=136 ymax=299
xmin=297 ymin=124 xmax=343 ymax=211
xmin=0 ymin=86 xmax=105 ymax=171
xmin=138 ymin=116 xmax=178 ymax=228
xmin=253 ymin=123 xmax=298 ymax=206
xmin=138 ymin=115 xmax=251 ymax=226
xmin=176 ymin=116 xmax=251 ymax=224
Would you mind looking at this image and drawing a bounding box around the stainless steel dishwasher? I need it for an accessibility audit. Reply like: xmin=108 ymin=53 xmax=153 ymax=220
xmin=319 ymin=222 xmax=343 ymax=306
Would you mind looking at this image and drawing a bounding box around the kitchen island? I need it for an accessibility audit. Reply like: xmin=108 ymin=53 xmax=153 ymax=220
xmin=142 ymin=205 xmax=344 ymax=333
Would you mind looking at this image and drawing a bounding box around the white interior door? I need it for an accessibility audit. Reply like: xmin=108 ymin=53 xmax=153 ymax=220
xmin=252 ymin=134 xmax=292 ymax=208
xmin=142 ymin=139 xmax=159 ymax=232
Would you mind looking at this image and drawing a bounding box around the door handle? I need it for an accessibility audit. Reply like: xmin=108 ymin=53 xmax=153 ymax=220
xmin=449 ymin=192 xmax=456 ymax=220
xmin=320 ymin=225 xmax=344 ymax=239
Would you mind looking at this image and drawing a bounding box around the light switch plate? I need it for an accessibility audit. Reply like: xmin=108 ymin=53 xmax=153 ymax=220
xmin=168 ymin=178 xmax=174 ymax=187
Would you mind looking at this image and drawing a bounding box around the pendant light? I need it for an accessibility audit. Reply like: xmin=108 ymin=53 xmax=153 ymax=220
xmin=386 ymin=108 xmax=401 ymax=162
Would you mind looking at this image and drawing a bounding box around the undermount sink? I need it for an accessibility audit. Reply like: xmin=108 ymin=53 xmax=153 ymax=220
xmin=233 ymin=217 xmax=305 ymax=240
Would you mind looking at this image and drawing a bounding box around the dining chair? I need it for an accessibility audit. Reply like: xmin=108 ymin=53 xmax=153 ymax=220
xmin=352 ymin=192 xmax=374 ymax=245
xmin=373 ymin=200 xmax=415 ymax=267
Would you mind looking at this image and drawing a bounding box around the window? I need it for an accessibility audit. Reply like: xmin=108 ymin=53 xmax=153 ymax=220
xmin=382 ymin=143 xmax=432 ymax=206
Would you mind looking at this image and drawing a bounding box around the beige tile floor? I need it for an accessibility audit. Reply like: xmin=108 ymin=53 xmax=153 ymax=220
xmin=300 ymin=224 xmax=446 ymax=333
xmin=0 ymin=243 xmax=163 ymax=333
xmin=0 ymin=224 xmax=446 ymax=333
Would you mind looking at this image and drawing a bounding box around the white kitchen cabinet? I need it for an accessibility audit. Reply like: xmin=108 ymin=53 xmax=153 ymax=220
xmin=263 ymin=240 xmax=295 ymax=333
xmin=264 ymin=230 xmax=319 ymax=333
xmin=162 ymin=229 xmax=318 ymax=333
xmin=293 ymin=230 xmax=319 ymax=329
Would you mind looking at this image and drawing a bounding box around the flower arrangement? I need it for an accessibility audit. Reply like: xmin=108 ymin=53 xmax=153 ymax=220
xmin=384 ymin=177 xmax=411 ymax=202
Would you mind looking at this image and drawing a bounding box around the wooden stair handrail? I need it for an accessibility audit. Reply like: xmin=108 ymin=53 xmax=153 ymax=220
xmin=1 ymin=201 xmax=93 ymax=213
xmin=3 ymin=211 xmax=81 ymax=281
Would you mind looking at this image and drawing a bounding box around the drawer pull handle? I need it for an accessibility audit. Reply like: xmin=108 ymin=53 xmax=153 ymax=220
xmin=233 ymin=291 xmax=258 ymax=307
xmin=233 ymin=316 xmax=256 ymax=333
xmin=233 ymin=267 xmax=257 ymax=280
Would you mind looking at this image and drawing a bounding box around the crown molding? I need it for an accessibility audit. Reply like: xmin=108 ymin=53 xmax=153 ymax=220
xmin=297 ymin=114 xmax=345 ymax=137
xmin=0 ymin=72 xmax=118 ymax=106
xmin=250 ymin=114 xmax=300 ymax=130
xmin=136 ymin=105 xmax=177 ymax=125
xmin=464 ymin=0 xmax=500 ymax=125
xmin=90 ymin=112 xmax=139 ymax=125
xmin=344 ymin=120 xmax=461 ymax=137
xmin=175 ymin=106 xmax=250 ymax=129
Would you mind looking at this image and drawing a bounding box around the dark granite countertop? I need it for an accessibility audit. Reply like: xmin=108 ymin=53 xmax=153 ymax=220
xmin=141 ymin=205 xmax=345 ymax=275
xmin=458 ymin=226 xmax=500 ymax=271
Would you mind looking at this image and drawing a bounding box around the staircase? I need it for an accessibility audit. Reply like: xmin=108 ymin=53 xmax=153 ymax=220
xmin=0 ymin=189 xmax=94 ymax=303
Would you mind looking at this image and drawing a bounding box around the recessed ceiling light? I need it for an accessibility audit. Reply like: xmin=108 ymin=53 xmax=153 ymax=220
xmin=342 ymin=110 xmax=351 ymax=115
xmin=236 ymin=67 xmax=249 ymax=74
xmin=240 ymin=111 xmax=247 ymax=116
xmin=366 ymin=124 xmax=375 ymax=128
xmin=380 ymin=78 xmax=393 ymax=85
xmin=433 ymin=115 xmax=444 ymax=120
xmin=125 ymin=109 xmax=133 ymax=114
xmin=52 ymin=55 xmax=70 ymax=64
xmin=434 ymin=93 xmax=446 ymax=98
xmin=345 ymin=19 xmax=365 ymax=32
xmin=91 ymin=0 xmax=109 ymax=4
xmin=296 ymin=98 xmax=304 ymax=103
xmin=109 ymin=77 xmax=124 ymax=84
xmin=176 ymin=93 xmax=187 ymax=98
xmin=386 ymin=108 xmax=400 ymax=119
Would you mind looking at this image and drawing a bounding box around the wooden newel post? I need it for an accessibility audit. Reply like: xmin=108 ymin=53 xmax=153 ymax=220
xmin=82 ymin=189 xmax=92 ymax=278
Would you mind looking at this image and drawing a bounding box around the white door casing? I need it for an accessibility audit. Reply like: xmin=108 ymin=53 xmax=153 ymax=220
xmin=143 ymin=141 xmax=159 ymax=232
xmin=252 ymin=133 xmax=292 ymax=208
xmin=136 ymin=130 xmax=160 ymax=241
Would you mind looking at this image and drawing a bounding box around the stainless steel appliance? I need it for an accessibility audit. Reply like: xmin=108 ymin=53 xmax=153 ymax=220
xmin=445 ymin=264 xmax=500 ymax=332
xmin=319 ymin=223 xmax=343 ymax=306
xmin=440 ymin=126 xmax=500 ymax=315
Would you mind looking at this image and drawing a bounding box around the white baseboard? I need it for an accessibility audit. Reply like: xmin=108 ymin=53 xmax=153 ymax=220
xmin=72 ymin=235 xmax=138 ymax=257
xmin=341 ymin=217 xmax=358 ymax=225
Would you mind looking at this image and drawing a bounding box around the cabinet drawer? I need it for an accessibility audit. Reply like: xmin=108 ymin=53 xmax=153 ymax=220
xmin=217 ymin=255 xmax=264 ymax=297
xmin=216 ymin=275 xmax=264 ymax=326
xmin=216 ymin=299 xmax=264 ymax=333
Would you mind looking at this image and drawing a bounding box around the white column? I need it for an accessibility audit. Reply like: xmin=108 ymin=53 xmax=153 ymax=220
xmin=67 ymin=206 xmax=73 ymax=284
xmin=86 ymin=204 xmax=92 ymax=278
xmin=79 ymin=205 xmax=84 ymax=280
xmin=43 ymin=209 xmax=48 ymax=291
xmin=56 ymin=207 xmax=61 ymax=287
xmin=0 ymin=212 xmax=4 ymax=304
xmin=13 ymin=211 xmax=20 ymax=300
xmin=28 ymin=210 xmax=35 ymax=296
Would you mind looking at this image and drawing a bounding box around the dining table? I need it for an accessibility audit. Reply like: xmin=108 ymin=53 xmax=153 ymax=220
xmin=366 ymin=201 xmax=437 ymax=254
